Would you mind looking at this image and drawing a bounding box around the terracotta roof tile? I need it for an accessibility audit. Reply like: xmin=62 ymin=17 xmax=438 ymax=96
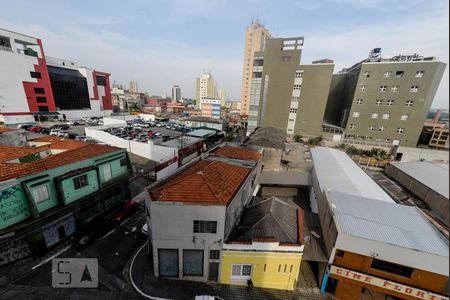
xmin=213 ymin=146 xmax=261 ymax=161
xmin=0 ymin=144 xmax=120 ymax=181
xmin=0 ymin=127 xmax=16 ymax=133
xmin=151 ymin=159 xmax=251 ymax=205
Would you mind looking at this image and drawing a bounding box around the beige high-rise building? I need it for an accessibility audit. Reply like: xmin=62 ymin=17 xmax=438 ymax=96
xmin=218 ymin=89 xmax=227 ymax=107
xmin=129 ymin=80 xmax=138 ymax=94
xmin=195 ymin=73 xmax=217 ymax=108
xmin=240 ymin=21 xmax=272 ymax=116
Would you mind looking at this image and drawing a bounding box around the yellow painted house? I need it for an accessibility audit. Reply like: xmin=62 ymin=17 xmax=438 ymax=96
xmin=220 ymin=197 xmax=304 ymax=291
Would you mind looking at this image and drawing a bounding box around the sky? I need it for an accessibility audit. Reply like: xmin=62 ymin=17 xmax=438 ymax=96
xmin=1 ymin=0 xmax=448 ymax=108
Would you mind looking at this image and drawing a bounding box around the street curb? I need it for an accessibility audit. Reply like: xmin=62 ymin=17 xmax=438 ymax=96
xmin=129 ymin=241 xmax=169 ymax=300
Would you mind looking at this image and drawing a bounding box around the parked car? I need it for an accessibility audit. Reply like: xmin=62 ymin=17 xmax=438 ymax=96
xmin=58 ymin=130 xmax=70 ymax=137
xmin=39 ymin=127 xmax=50 ymax=135
xmin=75 ymin=135 xmax=93 ymax=142
xmin=49 ymin=129 xmax=60 ymax=136
xmin=49 ymin=124 xmax=69 ymax=130
xmin=29 ymin=126 xmax=43 ymax=133
xmin=68 ymin=119 xmax=85 ymax=126
xmin=17 ymin=123 xmax=35 ymax=130
xmin=112 ymin=200 xmax=139 ymax=222
xmin=154 ymin=132 xmax=162 ymax=137
xmin=156 ymin=123 xmax=165 ymax=127
xmin=65 ymin=132 xmax=79 ymax=139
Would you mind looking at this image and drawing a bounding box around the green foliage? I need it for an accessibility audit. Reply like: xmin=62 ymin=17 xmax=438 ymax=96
xmin=339 ymin=144 xmax=389 ymax=160
xmin=307 ymin=135 xmax=323 ymax=146
xmin=293 ymin=134 xmax=303 ymax=143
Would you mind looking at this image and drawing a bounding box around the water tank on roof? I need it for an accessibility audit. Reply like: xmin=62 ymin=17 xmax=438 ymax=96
xmin=368 ymin=48 xmax=382 ymax=61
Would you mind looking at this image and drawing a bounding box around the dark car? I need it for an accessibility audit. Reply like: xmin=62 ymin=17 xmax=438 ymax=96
xmin=39 ymin=127 xmax=50 ymax=135
xmin=49 ymin=124 xmax=69 ymax=130
xmin=65 ymin=132 xmax=79 ymax=139
xmin=113 ymin=200 xmax=139 ymax=222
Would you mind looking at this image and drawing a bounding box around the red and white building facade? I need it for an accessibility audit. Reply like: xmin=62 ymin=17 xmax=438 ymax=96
xmin=0 ymin=28 xmax=112 ymax=124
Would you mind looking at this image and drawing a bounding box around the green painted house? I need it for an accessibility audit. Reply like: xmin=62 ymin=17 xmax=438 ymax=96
xmin=0 ymin=138 xmax=132 ymax=265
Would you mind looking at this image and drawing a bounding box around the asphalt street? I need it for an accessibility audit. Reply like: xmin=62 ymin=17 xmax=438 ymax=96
xmin=0 ymin=206 xmax=147 ymax=300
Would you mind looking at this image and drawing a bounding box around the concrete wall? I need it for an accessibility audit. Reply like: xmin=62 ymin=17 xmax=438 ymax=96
xmin=395 ymin=146 xmax=449 ymax=162
xmin=0 ymin=130 xmax=28 ymax=146
xmin=85 ymin=126 xmax=177 ymax=162
xmin=149 ymin=201 xmax=225 ymax=282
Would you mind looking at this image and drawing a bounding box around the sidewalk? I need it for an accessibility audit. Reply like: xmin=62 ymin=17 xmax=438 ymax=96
xmin=130 ymin=242 xmax=329 ymax=300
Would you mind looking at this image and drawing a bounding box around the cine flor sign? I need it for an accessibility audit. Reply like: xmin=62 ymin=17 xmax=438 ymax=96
xmin=330 ymin=265 xmax=448 ymax=300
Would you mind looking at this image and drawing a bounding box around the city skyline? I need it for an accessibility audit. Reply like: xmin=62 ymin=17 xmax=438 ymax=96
xmin=1 ymin=0 xmax=447 ymax=108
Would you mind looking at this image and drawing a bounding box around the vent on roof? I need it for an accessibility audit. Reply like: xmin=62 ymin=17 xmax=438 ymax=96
xmin=196 ymin=171 xmax=204 ymax=175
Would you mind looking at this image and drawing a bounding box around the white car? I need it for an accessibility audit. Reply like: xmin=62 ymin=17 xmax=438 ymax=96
xmin=50 ymin=129 xmax=60 ymax=136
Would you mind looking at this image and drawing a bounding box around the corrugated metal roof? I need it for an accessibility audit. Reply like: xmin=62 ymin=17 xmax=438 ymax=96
xmin=311 ymin=147 xmax=394 ymax=203
xmin=390 ymin=161 xmax=449 ymax=199
xmin=328 ymin=190 xmax=449 ymax=257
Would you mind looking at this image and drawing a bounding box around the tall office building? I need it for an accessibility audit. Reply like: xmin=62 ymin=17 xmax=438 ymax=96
xmin=217 ymin=89 xmax=227 ymax=107
xmin=172 ymin=85 xmax=181 ymax=102
xmin=247 ymin=37 xmax=334 ymax=137
xmin=324 ymin=49 xmax=447 ymax=147
xmin=129 ymin=80 xmax=138 ymax=94
xmin=195 ymin=73 xmax=217 ymax=109
xmin=240 ymin=21 xmax=272 ymax=116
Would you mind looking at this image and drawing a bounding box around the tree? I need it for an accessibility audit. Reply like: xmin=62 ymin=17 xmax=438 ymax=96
xmin=294 ymin=134 xmax=303 ymax=143
xmin=307 ymin=135 xmax=324 ymax=146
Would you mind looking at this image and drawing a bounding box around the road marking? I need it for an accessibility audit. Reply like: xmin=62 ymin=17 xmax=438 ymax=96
xmin=31 ymin=245 xmax=71 ymax=270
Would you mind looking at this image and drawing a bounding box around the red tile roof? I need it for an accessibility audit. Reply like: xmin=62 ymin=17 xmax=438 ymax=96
xmin=213 ymin=146 xmax=261 ymax=161
xmin=0 ymin=143 xmax=121 ymax=181
xmin=151 ymin=160 xmax=251 ymax=205
xmin=0 ymin=127 xmax=16 ymax=133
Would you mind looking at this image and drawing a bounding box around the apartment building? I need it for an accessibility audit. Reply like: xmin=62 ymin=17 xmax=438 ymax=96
xmin=129 ymin=80 xmax=138 ymax=94
xmin=310 ymin=147 xmax=449 ymax=300
xmin=247 ymin=37 xmax=334 ymax=138
xmin=240 ymin=21 xmax=272 ymax=116
xmin=217 ymin=89 xmax=227 ymax=107
xmin=0 ymin=28 xmax=112 ymax=124
xmin=325 ymin=48 xmax=447 ymax=147
xmin=172 ymin=85 xmax=181 ymax=102
xmin=0 ymin=136 xmax=132 ymax=266
xmin=195 ymin=73 xmax=217 ymax=109
xmin=146 ymin=146 xmax=262 ymax=282
xmin=200 ymin=98 xmax=221 ymax=119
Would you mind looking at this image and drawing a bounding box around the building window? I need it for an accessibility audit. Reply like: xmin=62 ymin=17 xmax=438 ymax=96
xmin=32 ymin=185 xmax=49 ymax=204
xmin=369 ymin=126 xmax=375 ymax=131
xmin=382 ymin=113 xmax=390 ymax=120
xmin=375 ymin=99 xmax=383 ymax=106
xmin=96 ymin=75 xmax=106 ymax=86
xmin=371 ymin=113 xmax=379 ymax=119
xmin=359 ymin=85 xmax=367 ymax=92
xmin=396 ymin=128 xmax=405 ymax=134
xmin=278 ymin=264 xmax=281 ymax=272
xmin=352 ymin=112 xmax=360 ymax=118
xmin=102 ymin=163 xmax=112 ymax=181
xmin=370 ymin=259 xmax=413 ymax=278
xmin=209 ymin=250 xmax=220 ymax=260
xmin=410 ymin=86 xmax=419 ymax=93
xmin=295 ymin=71 xmax=303 ymax=78
xmin=349 ymin=124 xmax=356 ymax=129
xmin=363 ymin=71 xmax=371 ymax=77
xmin=400 ymin=114 xmax=409 ymax=121
xmin=231 ymin=264 xmax=252 ymax=279
xmin=391 ymin=85 xmax=399 ymax=92
xmin=193 ymin=220 xmax=217 ymax=233
xmin=379 ymin=85 xmax=387 ymax=92
xmin=120 ymin=158 xmax=127 ymax=167
xmin=292 ymin=97 xmax=299 ymax=102
xmin=293 ymin=84 xmax=301 ymax=90
xmin=386 ymin=100 xmax=395 ymax=106
xmin=383 ymin=71 xmax=392 ymax=78
xmin=34 ymin=87 xmax=45 ymax=94
xmin=38 ymin=106 xmax=49 ymax=112
xmin=36 ymin=97 xmax=47 ymax=103
xmin=415 ymin=70 xmax=425 ymax=78
xmin=183 ymin=250 xmax=204 ymax=276
xmin=290 ymin=265 xmax=293 ymax=273
xmin=73 ymin=174 xmax=89 ymax=190
xmin=356 ymin=99 xmax=363 ymax=104
xmin=395 ymin=71 xmax=404 ymax=78
xmin=405 ymin=100 xmax=414 ymax=107
xmin=335 ymin=249 xmax=345 ymax=258
xmin=289 ymin=108 xmax=298 ymax=113
xmin=378 ymin=126 xmax=386 ymax=132
xmin=30 ymin=71 xmax=41 ymax=79
xmin=281 ymin=56 xmax=291 ymax=61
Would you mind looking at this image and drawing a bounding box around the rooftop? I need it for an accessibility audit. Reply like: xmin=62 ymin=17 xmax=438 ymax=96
xmin=311 ymin=147 xmax=394 ymax=203
xmin=150 ymin=159 xmax=251 ymax=205
xmin=389 ymin=161 xmax=449 ymax=199
xmin=229 ymin=197 xmax=303 ymax=244
xmin=245 ymin=127 xmax=287 ymax=150
xmin=328 ymin=190 xmax=449 ymax=275
xmin=185 ymin=116 xmax=222 ymax=124
xmin=0 ymin=138 xmax=120 ymax=181
xmin=213 ymin=146 xmax=262 ymax=161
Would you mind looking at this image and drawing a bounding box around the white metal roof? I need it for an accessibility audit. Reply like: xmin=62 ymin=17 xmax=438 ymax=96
xmin=328 ymin=190 xmax=449 ymax=275
xmin=390 ymin=161 xmax=449 ymax=199
xmin=311 ymin=147 xmax=394 ymax=203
